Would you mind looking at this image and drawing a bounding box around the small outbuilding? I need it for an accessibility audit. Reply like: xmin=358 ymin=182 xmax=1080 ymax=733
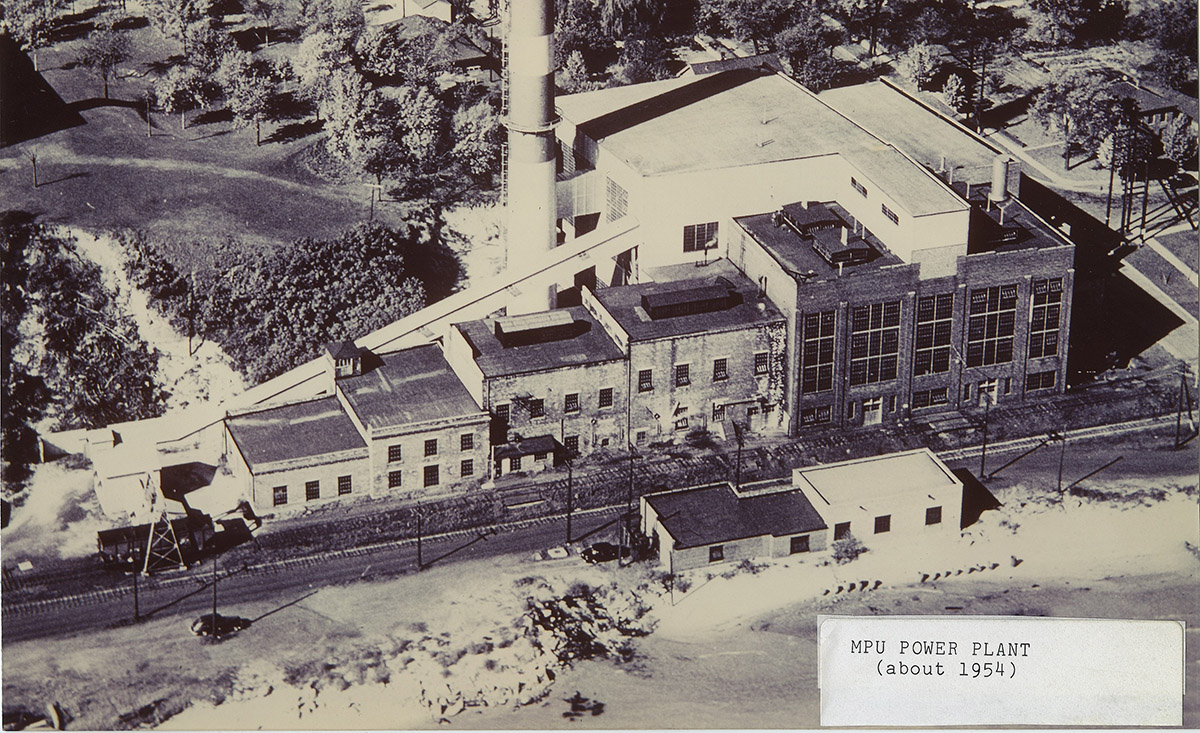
xmin=641 ymin=481 xmax=828 ymax=572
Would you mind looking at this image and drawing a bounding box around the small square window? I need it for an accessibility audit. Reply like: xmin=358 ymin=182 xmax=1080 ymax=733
xmin=460 ymin=433 xmax=474 ymax=451
xmin=599 ymin=387 xmax=614 ymax=408
xmin=424 ymin=439 xmax=438 ymax=457
xmin=635 ymin=430 xmax=647 ymax=445
xmin=638 ymin=369 xmax=653 ymax=392
xmin=423 ymin=464 xmax=439 ymax=487
xmin=529 ymin=398 xmax=545 ymax=418
xmin=754 ymin=352 xmax=769 ymax=375
xmin=511 ymin=456 xmax=522 ymax=471
xmin=713 ymin=358 xmax=728 ymax=382
xmin=834 ymin=521 xmax=851 ymax=540
xmin=460 ymin=459 xmax=474 ymax=477
xmin=564 ymin=435 xmax=579 ymax=455
xmin=565 ymin=392 xmax=580 ymax=413
xmin=790 ymin=535 xmax=810 ymax=554
xmin=712 ymin=403 xmax=726 ymax=421
xmin=709 ymin=545 xmax=724 ymax=563
xmin=495 ymin=403 xmax=510 ymax=424
xmin=388 ymin=470 xmax=403 ymax=488
xmin=926 ymin=506 xmax=942 ymax=525
xmin=305 ymin=480 xmax=320 ymax=502
xmin=337 ymin=475 xmax=352 ymax=496
xmin=675 ymin=363 xmax=690 ymax=387
xmin=272 ymin=486 xmax=287 ymax=507
xmin=874 ymin=515 xmax=891 ymax=534
xmin=388 ymin=444 xmax=402 ymax=463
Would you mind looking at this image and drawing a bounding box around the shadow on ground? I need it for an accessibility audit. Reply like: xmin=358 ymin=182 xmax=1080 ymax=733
xmin=0 ymin=37 xmax=86 ymax=147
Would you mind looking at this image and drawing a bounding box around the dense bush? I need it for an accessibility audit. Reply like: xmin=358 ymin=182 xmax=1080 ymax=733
xmin=121 ymin=217 xmax=461 ymax=383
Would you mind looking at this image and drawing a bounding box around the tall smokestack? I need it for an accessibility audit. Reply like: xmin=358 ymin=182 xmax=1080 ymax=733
xmin=505 ymin=0 xmax=558 ymax=314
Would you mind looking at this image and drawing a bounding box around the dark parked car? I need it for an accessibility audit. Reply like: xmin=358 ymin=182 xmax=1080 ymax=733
xmin=581 ymin=542 xmax=630 ymax=564
xmin=190 ymin=613 xmax=251 ymax=637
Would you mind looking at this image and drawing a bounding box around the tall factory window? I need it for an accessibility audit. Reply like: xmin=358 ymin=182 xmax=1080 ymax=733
xmin=802 ymin=311 xmax=835 ymax=393
xmin=754 ymin=352 xmax=770 ymax=375
xmin=461 ymin=459 xmax=474 ymax=477
xmin=529 ymin=398 xmax=545 ymax=418
xmin=912 ymin=387 xmax=948 ymax=409
xmin=1029 ymin=278 xmax=1062 ymax=358
xmin=388 ymin=470 xmax=402 ymax=488
xmin=272 ymin=486 xmax=287 ymax=506
xmin=564 ymin=435 xmax=579 ymax=455
xmin=967 ymin=284 xmax=1017 ymax=367
xmin=423 ymin=465 xmax=440 ymax=487
xmin=605 ymin=177 xmax=627 ymax=222
xmin=638 ymin=369 xmax=653 ymax=392
xmin=713 ymin=358 xmax=728 ymax=382
xmin=388 ymin=444 xmax=403 ymax=463
xmin=849 ymin=301 xmax=901 ymax=386
xmin=424 ymin=438 xmax=438 ymax=457
xmin=564 ymin=392 xmax=580 ymax=413
xmin=460 ymin=433 xmax=474 ymax=451
xmin=337 ymin=475 xmax=352 ymax=495
xmin=599 ymin=387 xmax=614 ymax=408
xmin=800 ymin=405 xmax=832 ymax=425
xmin=495 ymin=403 xmax=510 ymax=426
xmin=914 ymin=293 xmax=954 ymax=376
xmin=683 ymin=222 xmax=718 ymax=252
xmin=305 ymin=481 xmax=320 ymax=502
xmin=675 ymin=363 xmax=690 ymax=387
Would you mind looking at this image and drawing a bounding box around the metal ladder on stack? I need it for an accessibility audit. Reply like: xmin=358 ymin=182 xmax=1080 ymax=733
xmin=498 ymin=0 xmax=510 ymax=206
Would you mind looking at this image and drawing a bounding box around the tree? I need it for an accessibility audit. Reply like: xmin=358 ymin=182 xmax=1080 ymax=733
xmin=450 ymin=99 xmax=502 ymax=179
xmin=155 ymin=64 xmax=210 ymax=130
xmin=1030 ymin=70 xmax=1118 ymax=169
xmin=775 ymin=15 xmax=839 ymax=91
xmin=76 ymin=25 xmax=130 ymax=99
xmin=185 ymin=21 xmax=233 ymax=76
xmin=144 ymin=0 xmax=213 ymax=51
xmin=896 ymin=40 xmax=935 ymax=89
xmin=834 ymin=0 xmax=892 ymax=56
xmin=394 ymin=83 xmax=447 ymax=172
xmin=5 ymin=0 xmax=61 ymax=71
xmin=247 ymin=0 xmax=278 ymax=47
xmin=557 ymin=49 xmax=593 ymax=93
xmin=291 ymin=30 xmax=352 ymax=120
xmin=609 ymin=34 xmax=674 ymax=85
xmin=320 ymin=67 xmax=385 ymax=162
xmin=942 ymin=73 xmax=966 ymax=112
xmin=1026 ymin=0 xmax=1124 ymax=47
xmin=556 ymin=0 xmax=614 ymax=70
xmin=1163 ymin=116 xmax=1197 ymax=170
xmin=219 ymin=52 xmax=276 ymax=145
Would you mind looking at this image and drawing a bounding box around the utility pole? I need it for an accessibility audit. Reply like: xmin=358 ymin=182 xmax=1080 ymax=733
xmin=132 ymin=565 xmax=140 ymax=622
xmin=733 ymin=421 xmax=744 ymax=490
xmin=565 ymin=460 xmax=573 ymax=544
xmin=211 ymin=551 xmax=219 ymax=639
xmin=979 ymin=391 xmax=991 ymax=478
xmin=416 ymin=506 xmax=424 ymax=570
xmin=1054 ymin=430 xmax=1067 ymax=494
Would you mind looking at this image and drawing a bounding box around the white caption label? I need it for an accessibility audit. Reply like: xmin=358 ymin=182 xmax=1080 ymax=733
xmin=818 ymin=615 xmax=1184 ymax=726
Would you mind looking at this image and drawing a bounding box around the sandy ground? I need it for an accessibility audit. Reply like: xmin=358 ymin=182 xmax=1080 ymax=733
xmin=5 ymin=468 xmax=1194 ymax=730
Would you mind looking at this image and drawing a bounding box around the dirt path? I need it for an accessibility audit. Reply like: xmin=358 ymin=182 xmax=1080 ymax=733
xmin=69 ymin=228 xmax=248 ymax=411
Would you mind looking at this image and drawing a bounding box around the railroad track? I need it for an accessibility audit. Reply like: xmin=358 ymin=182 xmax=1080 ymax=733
xmin=936 ymin=414 xmax=1180 ymax=461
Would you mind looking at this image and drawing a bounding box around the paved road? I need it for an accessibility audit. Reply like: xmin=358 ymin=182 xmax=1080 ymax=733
xmin=1 ymin=508 xmax=623 ymax=644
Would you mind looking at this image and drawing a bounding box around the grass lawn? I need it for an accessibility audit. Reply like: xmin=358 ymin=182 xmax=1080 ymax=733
xmin=1157 ymin=229 xmax=1199 ymax=273
xmin=0 ymin=1 xmax=429 ymax=270
xmin=1125 ymin=243 xmax=1200 ymax=314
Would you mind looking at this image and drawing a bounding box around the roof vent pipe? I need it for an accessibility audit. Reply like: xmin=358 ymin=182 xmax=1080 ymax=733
xmin=990 ymin=155 xmax=1010 ymax=202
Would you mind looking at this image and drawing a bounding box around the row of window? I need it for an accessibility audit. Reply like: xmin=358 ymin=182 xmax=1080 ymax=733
xmin=272 ymin=475 xmax=354 ymax=506
xmin=832 ymin=506 xmax=942 ymax=540
xmin=387 ymin=434 xmax=475 ymax=463
xmin=801 ymin=279 xmax=1063 ymax=391
xmin=638 ymin=353 xmax=770 ymax=393
xmin=387 ymin=461 xmax=475 ymax=490
xmin=706 ymin=534 xmax=812 ymax=563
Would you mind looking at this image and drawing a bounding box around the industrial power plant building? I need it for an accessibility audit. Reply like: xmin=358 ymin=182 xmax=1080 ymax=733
xmin=57 ymin=5 xmax=1084 ymax=517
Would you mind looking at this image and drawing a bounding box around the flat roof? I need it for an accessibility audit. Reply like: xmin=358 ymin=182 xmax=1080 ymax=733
xmin=338 ymin=344 xmax=482 ymax=430
xmin=819 ymin=81 xmax=1000 ymax=186
xmin=960 ymin=182 xmax=1074 ymax=254
xmin=227 ymin=397 xmax=366 ymax=469
xmin=735 ymin=203 xmax=905 ymax=283
xmin=557 ymin=70 xmax=966 ymax=217
xmin=593 ymin=260 xmax=784 ymax=342
xmin=455 ymin=306 xmax=624 ymax=377
xmin=794 ymin=449 xmax=960 ymax=506
xmin=645 ymin=482 xmax=827 ymax=549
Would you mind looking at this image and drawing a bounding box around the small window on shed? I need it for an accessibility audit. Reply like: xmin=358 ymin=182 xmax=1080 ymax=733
xmin=874 ymin=514 xmax=891 ymax=534
xmin=709 ymin=545 xmax=725 ymax=563
xmin=790 ymin=535 xmax=810 ymax=554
